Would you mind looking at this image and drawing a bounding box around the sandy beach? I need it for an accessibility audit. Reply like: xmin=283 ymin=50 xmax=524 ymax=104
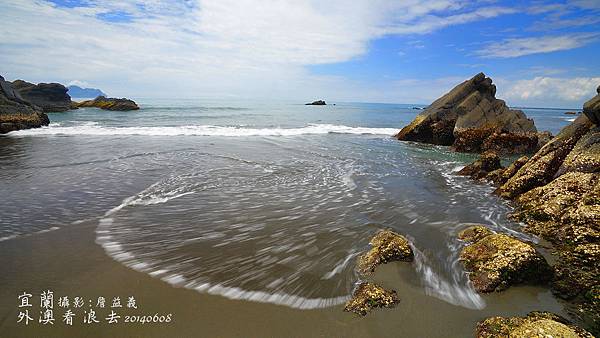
xmin=0 ymin=220 xmax=568 ymax=337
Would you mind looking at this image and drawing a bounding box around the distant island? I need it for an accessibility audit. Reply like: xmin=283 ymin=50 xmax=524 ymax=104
xmin=305 ymin=100 xmax=326 ymax=105
xmin=67 ymin=85 xmax=106 ymax=98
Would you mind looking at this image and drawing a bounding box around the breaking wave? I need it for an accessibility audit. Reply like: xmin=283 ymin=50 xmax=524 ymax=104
xmin=9 ymin=123 xmax=399 ymax=137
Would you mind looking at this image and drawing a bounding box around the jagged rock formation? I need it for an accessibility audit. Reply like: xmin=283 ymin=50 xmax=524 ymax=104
xmin=476 ymin=312 xmax=594 ymax=338
xmin=305 ymin=100 xmax=326 ymax=105
xmin=0 ymin=76 xmax=49 ymax=133
xmin=396 ymin=73 xmax=539 ymax=154
xmin=459 ymin=228 xmax=552 ymax=292
xmin=11 ymin=79 xmax=72 ymax=112
xmin=75 ymin=96 xmax=139 ymax=111
xmin=356 ymin=230 xmax=414 ymax=275
xmin=343 ymin=282 xmax=399 ymax=316
xmin=485 ymin=88 xmax=600 ymax=334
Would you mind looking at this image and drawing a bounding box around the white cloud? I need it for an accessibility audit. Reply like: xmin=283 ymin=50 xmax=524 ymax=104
xmin=499 ymin=76 xmax=600 ymax=106
xmin=477 ymin=33 xmax=599 ymax=58
xmin=0 ymin=0 xmax=514 ymax=99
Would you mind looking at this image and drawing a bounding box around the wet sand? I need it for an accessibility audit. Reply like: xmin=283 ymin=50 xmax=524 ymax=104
xmin=0 ymin=221 xmax=568 ymax=337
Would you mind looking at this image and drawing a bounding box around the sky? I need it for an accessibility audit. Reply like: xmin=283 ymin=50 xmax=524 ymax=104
xmin=1 ymin=0 xmax=599 ymax=108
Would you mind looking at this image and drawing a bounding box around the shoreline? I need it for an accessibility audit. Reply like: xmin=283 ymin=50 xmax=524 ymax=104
xmin=0 ymin=218 xmax=569 ymax=337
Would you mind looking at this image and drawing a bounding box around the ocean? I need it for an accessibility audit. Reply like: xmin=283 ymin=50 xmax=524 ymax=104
xmin=0 ymin=99 xmax=576 ymax=312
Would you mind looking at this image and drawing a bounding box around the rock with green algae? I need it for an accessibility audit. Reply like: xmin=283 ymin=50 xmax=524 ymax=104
xmin=475 ymin=312 xmax=594 ymax=338
xmin=356 ymin=230 xmax=414 ymax=275
xmin=343 ymin=282 xmax=399 ymax=316
xmin=513 ymin=172 xmax=599 ymax=243
xmin=458 ymin=225 xmax=494 ymax=243
xmin=457 ymin=151 xmax=503 ymax=180
xmin=75 ymin=95 xmax=139 ymax=111
xmin=459 ymin=233 xmax=552 ymax=292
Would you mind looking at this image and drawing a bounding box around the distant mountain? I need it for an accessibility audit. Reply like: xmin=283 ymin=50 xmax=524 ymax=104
xmin=67 ymin=85 xmax=106 ymax=98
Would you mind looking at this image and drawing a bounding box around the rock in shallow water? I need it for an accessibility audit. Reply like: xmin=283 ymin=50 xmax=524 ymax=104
xmin=459 ymin=231 xmax=552 ymax=293
xmin=476 ymin=312 xmax=594 ymax=338
xmin=343 ymin=282 xmax=399 ymax=316
xmin=356 ymin=230 xmax=414 ymax=275
xmin=75 ymin=95 xmax=139 ymax=111
xmin=395 ymin=72 xmax=538 ymax=154
xmin=457 ymin=151 xmax=502 ymax=180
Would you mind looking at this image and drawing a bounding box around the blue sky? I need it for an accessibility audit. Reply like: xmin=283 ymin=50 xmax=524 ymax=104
xmin=1 ymin=0 xmax=599 ymax=108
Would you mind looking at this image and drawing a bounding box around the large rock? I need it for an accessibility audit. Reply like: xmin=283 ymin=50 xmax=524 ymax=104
xmin=75 ymin=96 xmax=139 ymax=111
xmin=0 ymin=76 xmax=49 ymax=133
xmin=356 ymin=230 xmax=414 ymax=275
xmin=396 ymin=73 xmax=538 ymax=154
xmin=459 ymin=231 xmax=552 ymax=292
xmin=343 ymin=282 xmax=399 ymax=316
xmin=11 ymin=79 xmax=72 ymax=112
xmin=476 ymin=312 xmax=594 ymax=338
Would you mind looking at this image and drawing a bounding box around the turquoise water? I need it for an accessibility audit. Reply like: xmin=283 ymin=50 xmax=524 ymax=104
xmin=0 ymin=99 xmax=573 ymax=310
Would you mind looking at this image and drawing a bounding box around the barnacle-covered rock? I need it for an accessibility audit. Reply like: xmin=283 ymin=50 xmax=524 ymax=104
xmin=498 ymin=114 xmax=594 ymax=199
xmin=459 ymin=233 xmax=552 ymax=292
xmin=356 ymin=230 xmax=413 ymax=275
xmin=475 ymin=312 xmax=594 ymax=338
xmin=457 ymin=151 xmax=502 ymax=179
xmin=343 ymin=282 xmax=399 ymax=316
xmin=514 ymin=172 xmax=600 ymax=242
xmin=486 ymin=155 xmax=529 ymax=186
xmin=458 ymin=225 xmax=493 ymax=243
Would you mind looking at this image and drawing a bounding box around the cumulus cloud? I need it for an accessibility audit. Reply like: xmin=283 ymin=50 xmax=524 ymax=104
xmin=500 ymin=76 xmax=600 ymax=106
xmin=0 ymin=0 xmax=514 ymax=99
xmin=477 ymin=33 xmax=599 ymax=58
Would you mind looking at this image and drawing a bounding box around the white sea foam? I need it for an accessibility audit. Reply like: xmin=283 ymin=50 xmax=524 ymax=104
xmin=9 ymin=123 xmax=399 ymax=137
xmin=412 ymin=244 xmax=485 ymax=310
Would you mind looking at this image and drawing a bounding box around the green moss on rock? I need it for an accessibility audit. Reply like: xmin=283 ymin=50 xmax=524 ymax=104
xmin=356 ymin=230 xmax=414 ymax=275
xmin=459 ymin=233 xmax=552 ymax=292
xmin=343 ymin=282 xmax=399 ymax=316
xmin=475 ymin=312 xmax=594 ymax=338
xmin=458 ymin=225 xmax=494 ymax=243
